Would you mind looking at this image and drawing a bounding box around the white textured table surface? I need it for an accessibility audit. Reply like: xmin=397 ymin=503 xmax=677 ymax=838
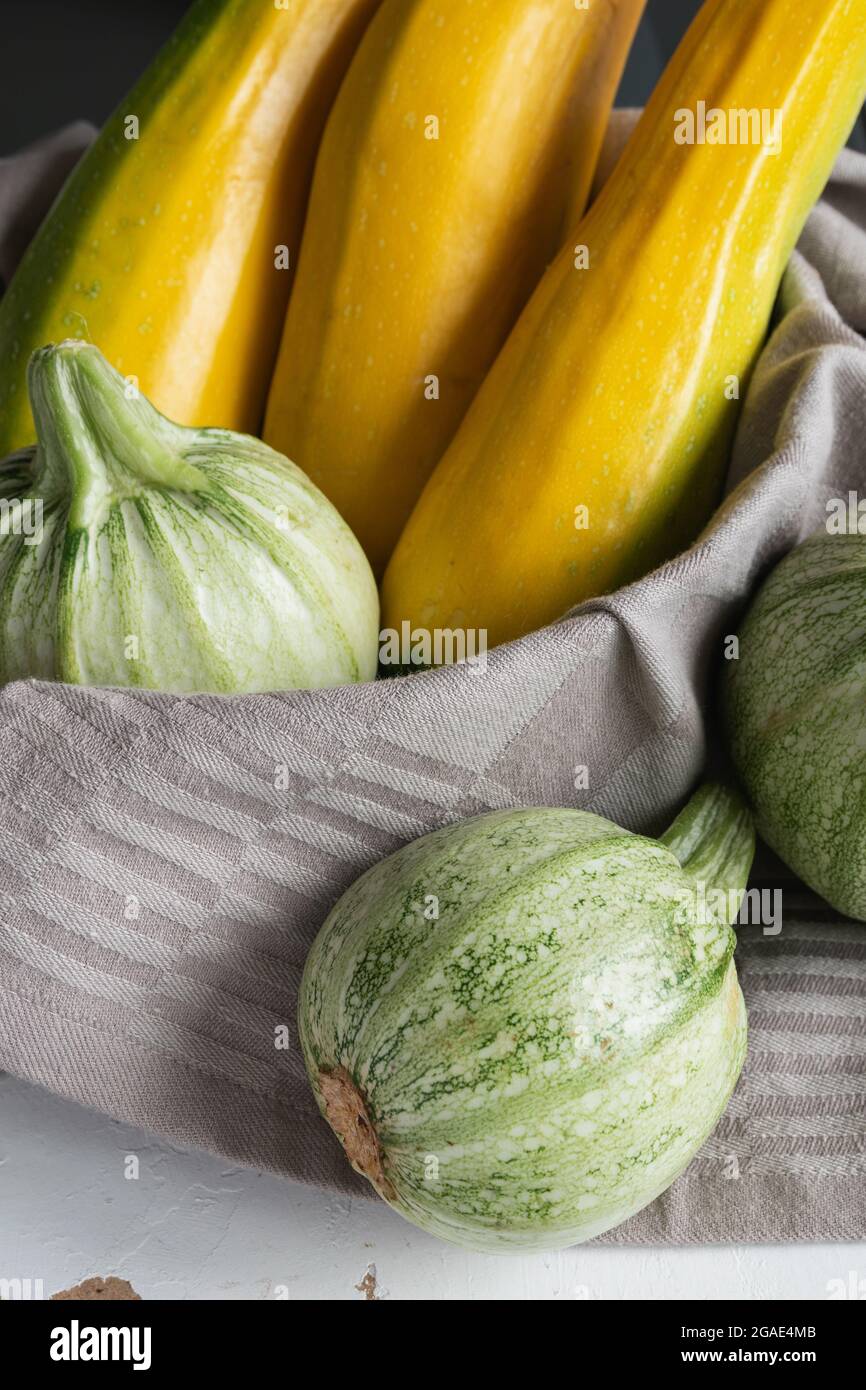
xmin=1 ymin=1072 xmax=862 ymax=1301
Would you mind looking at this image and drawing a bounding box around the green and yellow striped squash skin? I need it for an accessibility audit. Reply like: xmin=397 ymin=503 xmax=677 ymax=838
xmin=726 ymin=529 xmax=866 ymax=920
xmin=300 ymin=787 xmax=752 ymax=1252
xmin=0 ymin=342 xmax=379 ymax=694
xmin=0 ymin=0 xmax=383 ymax=451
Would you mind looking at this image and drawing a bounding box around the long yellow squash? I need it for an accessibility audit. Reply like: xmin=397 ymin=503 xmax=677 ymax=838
xmin=383 ymin=0 xmax=866 ymax=650
xmin=264 ymin=0 xmax=647 ymax=574
xmin=0 ymin=0 xmax=383 ymax=452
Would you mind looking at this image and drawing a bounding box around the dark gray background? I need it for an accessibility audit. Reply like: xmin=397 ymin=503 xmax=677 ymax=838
xmin=2 ymin=0 xmax=865 ymax=157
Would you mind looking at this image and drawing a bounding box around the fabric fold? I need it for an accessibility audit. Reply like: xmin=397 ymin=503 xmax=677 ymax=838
xmin=0 ymin=123 xmax=864 ymax=1242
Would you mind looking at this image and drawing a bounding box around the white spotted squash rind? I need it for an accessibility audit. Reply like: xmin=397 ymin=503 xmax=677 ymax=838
xmin=299 ymin=787 xmax=751 ymax=1252
xmin=726 ymin=529 xmax=866 ymax=920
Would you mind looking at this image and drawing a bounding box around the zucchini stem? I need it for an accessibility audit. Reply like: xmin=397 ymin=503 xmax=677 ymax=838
xmin=27 ymin=340 xmax=209 ymax=528
xmin=661 ymin=783 xmax=755 ymax=927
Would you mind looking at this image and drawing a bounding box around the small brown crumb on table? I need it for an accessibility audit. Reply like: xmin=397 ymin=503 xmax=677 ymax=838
xmin=51 ymin=1276 xmax=141 ymax=1301
xmin=355 ymin=1265 xmax=379 ymax=1301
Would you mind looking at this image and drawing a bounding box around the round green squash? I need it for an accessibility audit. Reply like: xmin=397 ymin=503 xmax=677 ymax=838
xmin=0 ymin=341 xmax=379 ymax=694
xmin=726 ymin=528 xmax=866 ymax=919
xmin=299 ymin=785 xmax=753 ymax=1252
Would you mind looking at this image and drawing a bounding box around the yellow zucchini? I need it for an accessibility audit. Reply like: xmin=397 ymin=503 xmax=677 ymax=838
xmin=0 ymin=0 xmax=383 ymax=452
xmin=383 ymin=0 xmax=866 ymax=649
xmin=264 ymin=0 xmax=647 ymax=574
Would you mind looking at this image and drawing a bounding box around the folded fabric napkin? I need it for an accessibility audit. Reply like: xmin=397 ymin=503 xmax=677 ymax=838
xmin=0 ymin=121 xmax=864 ymax=1242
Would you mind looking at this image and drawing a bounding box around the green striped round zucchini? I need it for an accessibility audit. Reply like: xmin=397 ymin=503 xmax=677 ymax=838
xmin=299 ymin=785 xmax=752 ymax=1252
xmin=726 ymin=528 xmax=866 ymax=919
xmin=0 ymin=340 xmax=379 ymax=694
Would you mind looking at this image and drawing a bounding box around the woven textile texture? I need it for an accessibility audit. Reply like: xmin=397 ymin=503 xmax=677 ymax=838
xmin=0 ymin=122 xmax=864 ymax=1241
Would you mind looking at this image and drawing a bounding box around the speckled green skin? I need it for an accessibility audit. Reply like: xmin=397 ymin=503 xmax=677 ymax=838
xmin=299 ymin=786 xmax=752 ymax=1252
xmin=0 ymin=342 xmax=379 ymax=693
xmin=726 ymin=529 xmax=866 ymax=920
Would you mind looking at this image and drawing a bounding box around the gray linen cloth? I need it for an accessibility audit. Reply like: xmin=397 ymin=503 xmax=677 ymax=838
xmin=0 ymin=120 xmax=864 ymax=1243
